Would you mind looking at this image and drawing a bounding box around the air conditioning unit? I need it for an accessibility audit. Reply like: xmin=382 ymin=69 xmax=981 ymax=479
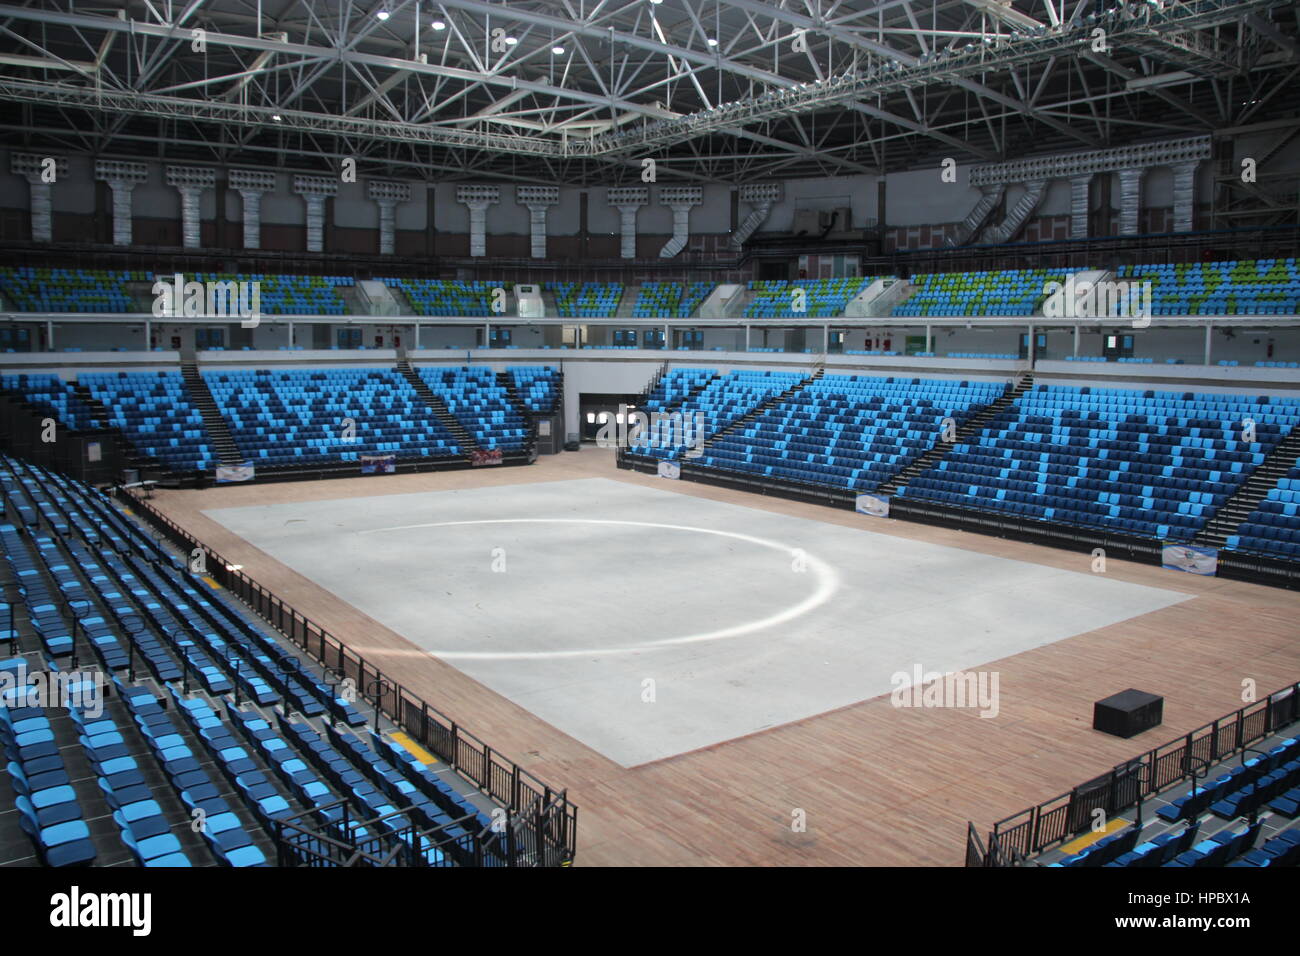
xmin=792 ymin=209 xmax=822 ymax=236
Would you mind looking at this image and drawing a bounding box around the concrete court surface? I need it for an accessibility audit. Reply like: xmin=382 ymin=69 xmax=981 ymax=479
xmin=204 ymin=476 xmax=1192 ymax=767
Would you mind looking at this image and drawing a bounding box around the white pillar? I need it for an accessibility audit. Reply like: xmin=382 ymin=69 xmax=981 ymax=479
xmin=1171 ymin=161 xmax=1198 ymax=234
xmin=516 ymin=185 xmax=560 ymax=259
xmin=166 ymin=166 xmax=217 ymax=249
xmin=658 ymin=186 xmax=704 ymax=259
xmin=1116 ymin=168 xmax=1146 ymax=236
xmin=368 ymin=180 xmax=412 ymax=255
xmin=10 ymin=154 xmax=67 ymax=243
xmin=1069 ymin=174 xmax=1092 ymax=240
xmin=229 ymin=169 xmax=277 ymax=250
xmin=293 ymin=175 xmax=339 ymax=253
xmin=607 ymin=186 xmax=648 ymax=260
xmin=456 ymin=185 xmax=501 ymax=258
xmin=94 ymin=159 xmax=149 ymax=247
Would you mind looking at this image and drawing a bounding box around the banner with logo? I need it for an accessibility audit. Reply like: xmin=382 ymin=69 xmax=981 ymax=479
xmin=657 ymin=460 xmax=681 ymax=480
xmin=1161 ymin=543 xmax=1218 ymax=576
xmin=216 ymin=462 xmax=255 ymax=483
xmin=855 ymin=493 xmax=889 ymax=518
xmin=361 ymin=455 xmax=396 ymax=475
xmin=470 ymin=449 xmax=503 ymax=467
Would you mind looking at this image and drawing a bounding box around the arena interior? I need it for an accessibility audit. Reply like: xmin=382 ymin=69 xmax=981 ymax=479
xmin=0 ymin=0 xmax=1298 ymax=889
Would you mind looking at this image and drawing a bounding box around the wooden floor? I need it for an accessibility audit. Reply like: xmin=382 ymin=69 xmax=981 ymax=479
xmin=145 ymin=449 xmax=1300 ymax=866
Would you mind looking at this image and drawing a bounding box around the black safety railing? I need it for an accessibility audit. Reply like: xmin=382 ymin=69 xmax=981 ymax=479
xmin=123 ymin=488 xmax=577 ymax=866
xmin=969 ymin=680 xmax=1300 ymax=866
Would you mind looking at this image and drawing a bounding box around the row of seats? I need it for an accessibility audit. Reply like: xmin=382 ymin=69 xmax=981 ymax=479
xmin=0 ymin=266 xmax=135 ymax=313
xmin=547 ymin=282 xmax=624 ymax=317
xmin=900 ymin=385 xmax=1300 ymax=541
xmin=80 ymin=371 xmax=215 ymax=472
xmin=894 ymin=268 xmax=1068 ymax=317
xmin=1118 ymin=259 xmax=1300 ymax=317
xmin=1224 ymin=459 xmax=1300 ymax=560
xmin=631 ymin=369 xmax=805 ymax=458
xmin=633 ymin=282 xmax=713 ymax=318
xmin=744 ymin=278 xmax=870 ymax=318
xmin=204 ymin=369 xmax=462 ymax=467
xmin=418 ymin=367 xmax=528 ymax=450
xmin=0 ymin=374 xmax=101 ymax=432
xmin=381 ymin=279 xmax=505 ymax=317
xmin=180 ymin=273 xmax=352 ymax=316
xmin=697 ymin=375 xmax=1004 ymax=493
xmin=508 ymin=366 xmax=560 ymax=413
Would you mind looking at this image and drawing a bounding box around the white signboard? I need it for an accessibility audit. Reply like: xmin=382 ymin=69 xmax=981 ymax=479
xmin=657 ymin=461 xmax=681 ymax=480
xmin=855 ymin=493 xmax=890 ymax=518
xmin=1161 ymin=544 xmax=1218 ymax=576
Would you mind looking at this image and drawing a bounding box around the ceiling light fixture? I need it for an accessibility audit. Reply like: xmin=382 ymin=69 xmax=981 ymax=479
xmin=706 ymin=37 xmax=718 ymax=47
xmin=552 ymin=46 xmax=565 ymax=55
xmin=431 ymin=19 xmax=446 ymax=30
xmin=376 ymin=9 xmax=390 ymax=20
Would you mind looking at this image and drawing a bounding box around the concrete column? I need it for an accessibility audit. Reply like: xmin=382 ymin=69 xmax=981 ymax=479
xmin=1171 ymin=161 xmax=1198 ymax=234
xmin=515 ymin=185 xmax=560 ymax=259
xmin=658 ymin=186 xmax=704 ymax=259
xmin=293 ymin=175 xmax=340 ymax=252
xmin=229 ymin=169 xmax=277 ymax=250
xmin=10 ymin=154 xmax=67 ymax=243
xmin=1116 ymin=168 xmax=1146 ymax=236
xmin=607 ymin=186 xmax=648 ymax=260
xmin=94 ymin=160 xmax=149 ymax=246
xmin=165 ymin=166 xmax=216 ymax=249
xmin=368 ymin=180 xmax=412 ymax=255
xmin=1069 ymin=173 xmax=1092 ymax=240
xmin=456 ymin=185 xmax=501 ymax=258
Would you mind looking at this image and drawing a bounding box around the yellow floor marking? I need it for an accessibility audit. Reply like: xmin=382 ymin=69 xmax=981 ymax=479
xmin=1059 ymin=817 xmax=1129 ymax=855
xmin=202 ymin=576 xmax=222 ymax=590
xmin=391 ymin=731 xmax=437 ymax=766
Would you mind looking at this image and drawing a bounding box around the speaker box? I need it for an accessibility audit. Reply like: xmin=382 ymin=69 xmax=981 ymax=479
xmin=1093 ymin=689 xmax=1164 ymax=739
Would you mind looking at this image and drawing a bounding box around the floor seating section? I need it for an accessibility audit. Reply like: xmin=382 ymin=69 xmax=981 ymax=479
xmin=417 ymin=366 xmax=529 ymax=450
xmin=508 ymin=366 xmax=560 ymax=413
xmin=897 ymin=385 xmax=1300 ymax=541
xmin=547 ymin=282 xmax=624 ymax=317
xmin=697 ymin=375 xmax=1006 ymax=492
xmin=79 ymin=371 xmax=215 ymax=472
xmin=633 ymin=282 xmax=714 ymax=318
xmin=1117 ymin=259 xmax=1300 ymax=316
xmin=630 ymin=370 xmax=804 ymax=458
xmin=380 ymin=279 xmax=504 ymax=317
xmin=893 ymin=268 xmax=1068 ymax=317
xmin=203 ymin=368 xmax=461 ymax=467
xmin=0 ymin=374 xmax=102 ymax=431
xmin=1223 ymin=455 xmax=1300 ymax=560
xmin=0 ymin=267 xmax=138 ymax=313
xmin=744 ymin=278 xmax=870 ymax=318
xmin=174 ymin=274 xmax=351 ymax=316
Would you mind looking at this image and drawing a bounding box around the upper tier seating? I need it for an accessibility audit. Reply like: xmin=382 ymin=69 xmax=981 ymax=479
xmin=1118 ymin=259 xmax=1300 ymax=316
xmin=1224 ymin=456 xmax=1300 ymax=560
xmin=893 ymin=268 xmax=1069 ymax=317
xmin=699 ymin=375 xmax=1006 ymax=493
xmin=380 ymin=279 xmax=503 ymax=316
xmin=744 ymin=278 xmax=870 ymax=318
xmin=417 ymin=366 xmax=529 ymax=450
xmin=899 ymin=385 xmax=1300 ymax=541
xmin=0 ymin=267 xmax=137 ymax=313
xmin=204 ymin=368 xmax=461 ymax=466
xmin=181 ymin=273 xmax=352 ymax=316
xmin=633 ymin=282 xmax=714 ymax=318
xmin=630 ymin=369 xmax=804 ymax=458
xmin=547 ymin=282 xmax=624 ymax=317
xmin=79 ymin=371 xmax=214 ymax=472
xmin=0 ymin=374 xmax=102 ymax=431
xmin=508 ymin=366 xmax=560 ymax=413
